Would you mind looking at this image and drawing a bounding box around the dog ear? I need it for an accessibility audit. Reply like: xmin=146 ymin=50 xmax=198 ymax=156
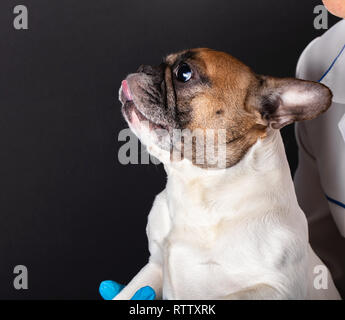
xmin=253 ymin=76 xmax=332 ymax=129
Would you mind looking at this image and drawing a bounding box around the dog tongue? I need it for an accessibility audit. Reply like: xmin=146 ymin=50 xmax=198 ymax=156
xmin=122 ymin=80 xmax=132 ymax=101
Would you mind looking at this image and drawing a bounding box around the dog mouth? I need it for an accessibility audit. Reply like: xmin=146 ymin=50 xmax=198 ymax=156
xmin=120 ymin=80 xmax=167 ymax=131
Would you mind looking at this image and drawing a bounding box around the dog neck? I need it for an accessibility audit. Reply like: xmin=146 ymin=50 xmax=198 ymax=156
xmin=164 ymin=129 xmax=290 ymax=183
xmin=163 ymin=129 xmax=299 ymax=218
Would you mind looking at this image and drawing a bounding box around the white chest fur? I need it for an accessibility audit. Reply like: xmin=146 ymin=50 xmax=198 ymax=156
xmin=146 ymin=130 xmax=318 ymax=299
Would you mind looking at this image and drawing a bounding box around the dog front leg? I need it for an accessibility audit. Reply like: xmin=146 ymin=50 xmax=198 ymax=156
xmin=113 ymin=262 xmax=163 ymax=300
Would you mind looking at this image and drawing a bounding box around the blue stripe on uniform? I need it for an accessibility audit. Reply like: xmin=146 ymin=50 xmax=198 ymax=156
xmin=325 ymin=194 xmax=345 ymax=210
xmin=318 ymin=44 xmax=345 ymax=83
xmin=318 ymin=43 xmax=345 ymax=210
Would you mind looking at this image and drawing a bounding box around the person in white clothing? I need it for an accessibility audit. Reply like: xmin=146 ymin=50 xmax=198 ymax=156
xmin=294 ymin=0 xmax=345 ymax=297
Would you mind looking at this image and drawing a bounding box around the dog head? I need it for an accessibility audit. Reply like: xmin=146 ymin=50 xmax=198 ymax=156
xmin=120 ymin=48 xmax=332 ymax=169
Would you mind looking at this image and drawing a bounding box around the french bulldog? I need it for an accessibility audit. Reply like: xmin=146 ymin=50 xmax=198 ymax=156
xmin=117 ymin=48 xmax=341 ymax=299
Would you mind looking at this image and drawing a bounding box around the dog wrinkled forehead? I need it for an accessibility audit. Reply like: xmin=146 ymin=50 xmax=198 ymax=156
xmin=164 ymin=49 xmax=199 ymax=66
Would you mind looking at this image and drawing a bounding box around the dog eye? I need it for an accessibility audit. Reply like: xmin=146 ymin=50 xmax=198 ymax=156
xmin=175 ymin=63 xmax=192 ymax=82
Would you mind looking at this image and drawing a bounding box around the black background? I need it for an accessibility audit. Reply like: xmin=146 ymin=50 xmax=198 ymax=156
xmin=0 ymin=0 xmax=340 ymax=299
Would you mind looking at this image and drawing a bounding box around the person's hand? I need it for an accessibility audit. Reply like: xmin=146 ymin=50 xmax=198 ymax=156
xmin=99 ymin=280 xmax=156 ymax=300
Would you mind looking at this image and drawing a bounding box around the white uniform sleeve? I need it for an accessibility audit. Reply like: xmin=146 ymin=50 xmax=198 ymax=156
xmin=295 ymin=21 xmax=345 ymax=237
xmin=296 ymin=37 xmax=323 ymax=81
